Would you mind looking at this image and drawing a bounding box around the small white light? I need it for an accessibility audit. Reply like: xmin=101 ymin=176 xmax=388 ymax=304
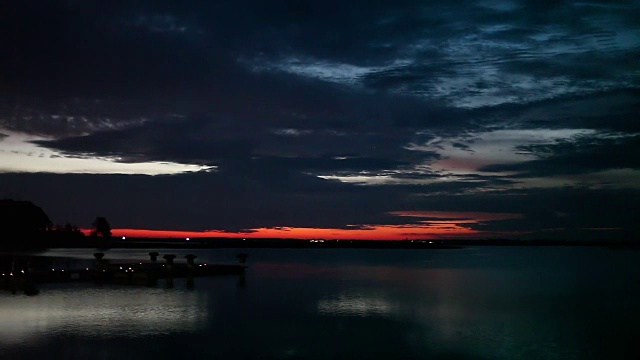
xmin=186 ymin=237 xmax=190 ymax=241
xmin=21 ymin=270 xmax=24 ymax=273
xmin=61 ymin=269 xmax=64 ymax=272
xmin=122 ymin=236 xmax=126 ymax=240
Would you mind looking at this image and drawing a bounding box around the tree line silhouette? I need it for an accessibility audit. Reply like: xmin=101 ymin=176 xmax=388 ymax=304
xmin=0 ymin=199 xmax=112 ymax=250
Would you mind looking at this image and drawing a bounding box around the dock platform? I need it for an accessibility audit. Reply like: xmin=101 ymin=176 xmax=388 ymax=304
xmin=1 ymin=252 xmax=248 ymax=293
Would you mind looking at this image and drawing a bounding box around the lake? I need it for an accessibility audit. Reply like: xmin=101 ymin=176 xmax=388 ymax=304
xmin=1 ymin=246 xmax=638 ymax=359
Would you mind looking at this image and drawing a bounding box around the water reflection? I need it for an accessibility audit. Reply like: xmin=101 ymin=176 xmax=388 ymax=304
xmin=317 ymin=292 xmax=394 ymax=317
xmin=0 ymin=285 xmax=208 ymax=345
xmin=304 ymin=259 xmax=640 ymax=360
xmin=1 ymin=248 xmax=638 ymax=359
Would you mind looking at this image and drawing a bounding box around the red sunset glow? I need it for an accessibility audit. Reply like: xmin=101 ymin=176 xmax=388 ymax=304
xmin=102 ymin=225 xmax=473 ymax=240
xmin=80 ymin=211 xmax=523 ymax=240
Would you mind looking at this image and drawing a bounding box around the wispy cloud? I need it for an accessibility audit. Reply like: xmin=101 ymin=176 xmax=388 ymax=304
xmin=0 ymin=131 xmax=209 ymax=175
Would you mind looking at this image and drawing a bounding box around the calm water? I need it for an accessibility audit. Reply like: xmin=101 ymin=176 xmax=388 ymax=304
xmin=1 ymin=247 xmax=639 ymax=359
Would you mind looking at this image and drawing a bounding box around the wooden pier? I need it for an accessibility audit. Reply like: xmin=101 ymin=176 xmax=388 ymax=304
xmin=1 ymin=252 xmax=247 ymax=293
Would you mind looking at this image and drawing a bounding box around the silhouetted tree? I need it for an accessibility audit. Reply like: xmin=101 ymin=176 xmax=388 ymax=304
xmin=91 ymin=217 xmax=112 ymax=238
xmin=0 ymin=199 xmax=52 ymax=234
xmin=48 ymin=222 xmax=85 ymax=245
xmin=52 ymin=222 xmax=82 ymax=235
xmin=0 ymin=199 xmax=52 ymax=249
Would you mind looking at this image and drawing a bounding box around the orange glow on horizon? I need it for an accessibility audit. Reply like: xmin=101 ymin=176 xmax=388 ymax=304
xmin=83 ymin=224 xmax=515 ymax=240
xmin=78 ymin=210 xmax=524 ymax=240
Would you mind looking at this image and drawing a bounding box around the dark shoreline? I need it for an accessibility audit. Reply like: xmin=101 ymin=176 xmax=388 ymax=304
xmin=86 ymin=237 xmax=640 ymax=248
xmin=3 ymin=238 xmax=637 ymax=252
xmin=2 ymin=232 xmax=640 ymax=253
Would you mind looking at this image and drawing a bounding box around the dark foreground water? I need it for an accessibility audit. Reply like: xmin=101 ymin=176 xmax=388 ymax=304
xmin=1 ymin=246 xmax=639 ymax=359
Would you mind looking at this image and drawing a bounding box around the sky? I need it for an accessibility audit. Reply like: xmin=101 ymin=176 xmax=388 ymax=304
xmin=1 ymin=0 xmax=639 ymax=240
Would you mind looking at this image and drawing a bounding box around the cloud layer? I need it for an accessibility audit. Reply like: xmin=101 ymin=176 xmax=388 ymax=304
xmin=1 ymin=1 xmax=639 ymax=239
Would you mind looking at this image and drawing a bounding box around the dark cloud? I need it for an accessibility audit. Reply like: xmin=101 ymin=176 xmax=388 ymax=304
xmin=480 ymin=134 xmax=640 ymax=176
xmin=33 ymin=109 xmax=442 ymax=173
xmin=33 ymin=116 xmax=253 ymax=165
xmin=0 ymin=97 xmax=151 ymax=137
xmin=406 ymin=186 xmax=640 ymax=240
xmin=1 ymin=1 xmax=639 ymax=240
xmin=479 ymin=89 xmax=640 ymax=132
xmin=451 ymin=142 xmax=473 ymax=152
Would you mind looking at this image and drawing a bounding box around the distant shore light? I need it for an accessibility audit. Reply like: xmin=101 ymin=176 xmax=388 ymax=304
xmin=122 ymin=236 xmax=126 ymax=240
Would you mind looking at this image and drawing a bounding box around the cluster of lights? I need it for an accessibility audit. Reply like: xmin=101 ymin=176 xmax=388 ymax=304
xmin=1 ymin=270 xmax=27 ymax=276
xmin=12 ymin=256 xmax=209 ymax=279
